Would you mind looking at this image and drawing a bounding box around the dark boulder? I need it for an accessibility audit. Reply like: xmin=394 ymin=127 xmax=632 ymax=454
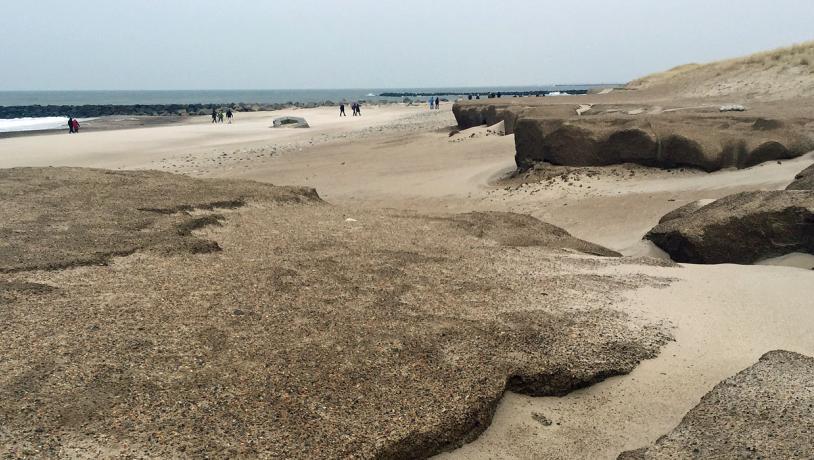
xmin=645 ymin=190 xmax=814 ymax=264
xmin=786 ymin=163 xmax=814 ymax=190
xmin=656 ymin=199 xmax=716 ymax=224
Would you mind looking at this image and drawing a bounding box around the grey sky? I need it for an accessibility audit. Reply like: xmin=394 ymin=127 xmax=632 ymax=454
xmin=2 ymin=0 xmax=813 ymax=90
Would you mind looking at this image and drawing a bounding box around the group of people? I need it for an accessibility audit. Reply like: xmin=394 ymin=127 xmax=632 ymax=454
xmin=464 ymin=93 xmax=500 ymax=100
xmin=211 ymin=109 xmax=234 ymax=124
xmin=428 ymin=97 xmax=441 ymax=109
xmin=339 ymin=102 xmax=362 ymax=117
xmin=66 ymin=117 xmax=80 ymax=133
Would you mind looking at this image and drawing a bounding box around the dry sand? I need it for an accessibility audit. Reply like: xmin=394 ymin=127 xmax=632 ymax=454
xmin=617 ymin=350 xmax=814 ymax=459
xmin=628 ymin=41 xmax=814 ymax=101
xmin=440 ymin=262 xmax=814 ymax=459
xmin=0 ymin=105 xmax=434 ymax=171
xmin=1 ymin=102 xmax=813 ymax=458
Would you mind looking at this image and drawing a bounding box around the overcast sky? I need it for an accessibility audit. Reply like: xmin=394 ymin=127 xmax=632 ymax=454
xmin=2 ymin=0 xmax=813 ymax=90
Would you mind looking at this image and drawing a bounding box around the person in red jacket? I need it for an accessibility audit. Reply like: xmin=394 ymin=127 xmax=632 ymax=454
xmin=72 ymin=119 xmax=80 ymax=133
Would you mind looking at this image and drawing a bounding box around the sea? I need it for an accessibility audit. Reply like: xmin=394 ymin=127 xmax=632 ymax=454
xmin=0 ymin=86 xmax=608 ymax=133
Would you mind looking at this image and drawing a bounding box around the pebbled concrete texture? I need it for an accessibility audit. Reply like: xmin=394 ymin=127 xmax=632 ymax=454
xmin=619 ymin=350 xmax=814 ymax=459
xmin=0 ymin=167 xmax=671 ymax=459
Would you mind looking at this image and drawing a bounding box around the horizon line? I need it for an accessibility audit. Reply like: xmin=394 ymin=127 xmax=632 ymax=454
xmin=0 ymin=84 xmax=625 ymax=92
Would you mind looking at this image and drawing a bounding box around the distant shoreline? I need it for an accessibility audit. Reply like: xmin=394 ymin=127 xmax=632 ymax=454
xmin=0 ymin=102 xmax=434 ymax=137
xmin=0 ymin=84 xmax=615 ymax=134
xmin=0 ymin=89 xmax=603 ymax=121
xmin=0 ymin=115 xmax=186 ymax=138
xmin=0 ymin=100 xmax=364 ymax=120
xmin=0 ymin=100 xmax=421 ymax=135
xmin=0 ymin=85 xmax=614 ymax=118
xmin=379 ymin=89 xmax=590 ymax=97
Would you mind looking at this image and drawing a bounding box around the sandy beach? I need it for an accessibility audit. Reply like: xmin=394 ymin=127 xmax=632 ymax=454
xmin=4 ymin=1 xmax=814 ymax=456
xmin=2 ymin=90 xmax=812 ymax=457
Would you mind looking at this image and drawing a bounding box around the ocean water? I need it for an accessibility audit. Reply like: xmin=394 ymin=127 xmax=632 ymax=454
xmin=0 ymin=86 xmax=605 ymax=106
xmin=0 ymin=117 xmax=99 ymax=133
xmin=0 ymin=86 xmax=609 ymax=132
xmin=0 ymin=116 xmax=70 ymax=133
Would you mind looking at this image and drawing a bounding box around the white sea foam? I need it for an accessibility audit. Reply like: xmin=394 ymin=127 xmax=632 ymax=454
xmin=0 ymin=117 xmax=95 ymax=133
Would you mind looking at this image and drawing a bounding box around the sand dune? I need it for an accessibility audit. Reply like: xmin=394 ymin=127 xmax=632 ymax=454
xmin=628 ymin=41 xmax=814 ymax=100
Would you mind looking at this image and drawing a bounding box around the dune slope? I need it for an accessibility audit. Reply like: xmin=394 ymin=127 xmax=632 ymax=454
xmin=628 ymin=41 xmax=814 ymax=100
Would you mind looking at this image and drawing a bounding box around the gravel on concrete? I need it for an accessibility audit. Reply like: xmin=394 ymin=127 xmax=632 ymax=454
xmin=0 ymin=168 xmax=672 ymax=459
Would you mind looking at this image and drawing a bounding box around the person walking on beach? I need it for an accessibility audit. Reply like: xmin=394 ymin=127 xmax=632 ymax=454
xmin=355 ymin=102 xmax=362 ymax=116
xmin=226 ymin=109 xmax=233 ymax=123
xmin=428 ymin=97 xmax=434 ymax=110
xmin=211 ymin=109 xmax=218 ymax=123
xmin=67 ymin=117 xmax=74 ymax=134
xmin=339 ymin=103 xmax=346 ymax=117
xmin=435 ymin=97 xmax=440 ymax=109
xmin=71 ymin=118 xmax=80 ymax=133
xmin=218 ymin=110 xmax=225 ymax=123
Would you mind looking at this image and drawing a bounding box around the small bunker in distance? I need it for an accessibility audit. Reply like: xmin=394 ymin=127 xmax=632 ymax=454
xmin=272 ymin=116 xmax=309 ymax=128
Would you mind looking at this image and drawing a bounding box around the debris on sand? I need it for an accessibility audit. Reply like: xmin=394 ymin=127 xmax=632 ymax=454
xmin=719 ymin=104 xmax=746 ymax=112
xmin=272 ymin=116 xmax=310 ymax=128
xmin=531 ymin=412 xmax=553 ymax=426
